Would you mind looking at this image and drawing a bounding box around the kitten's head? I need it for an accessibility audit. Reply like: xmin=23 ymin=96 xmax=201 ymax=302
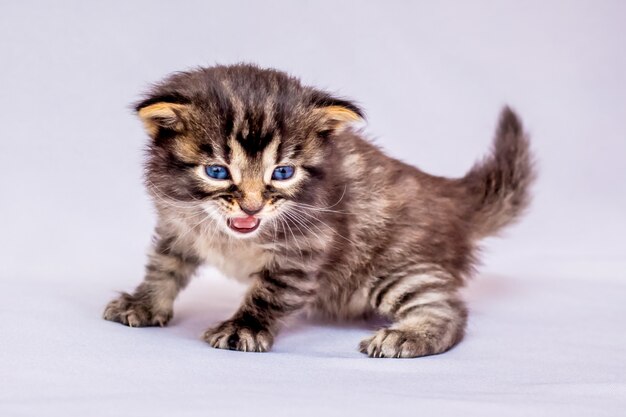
xmin=138 ymin=64 xmax=363 ymax=238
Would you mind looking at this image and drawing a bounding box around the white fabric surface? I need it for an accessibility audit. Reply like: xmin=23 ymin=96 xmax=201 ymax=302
xmin=1 ymin=1 xmax=625 ymax=416
xmin=2 ymin=267 xmax=626 ymax=416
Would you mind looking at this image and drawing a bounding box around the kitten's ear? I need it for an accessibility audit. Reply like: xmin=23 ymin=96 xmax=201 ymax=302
xmin=135 ymin=98 xmax=190 ymax=139
xmin=310 ymin=93 xmax=365 ymax=136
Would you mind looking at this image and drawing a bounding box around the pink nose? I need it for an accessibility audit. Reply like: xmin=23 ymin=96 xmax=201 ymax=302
xmin=239 ymin=203 xmax=263 ymax=216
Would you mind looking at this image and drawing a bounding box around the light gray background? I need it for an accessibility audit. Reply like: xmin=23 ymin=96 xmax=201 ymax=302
xmin=1 ymin=1 xmax=625 ymax=416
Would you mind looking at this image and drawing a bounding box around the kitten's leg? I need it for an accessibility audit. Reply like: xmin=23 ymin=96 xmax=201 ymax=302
xmin=103 ymin=236 xmax=200 ymax=327
xmin=360 ymin=265 xmax=467 ymax=358
xmin=203 ymin=269 xmax=315 ymax=352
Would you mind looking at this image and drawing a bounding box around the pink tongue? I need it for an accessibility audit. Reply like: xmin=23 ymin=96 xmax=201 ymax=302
xmin=232 ymin=216 xmax=259 ymax=229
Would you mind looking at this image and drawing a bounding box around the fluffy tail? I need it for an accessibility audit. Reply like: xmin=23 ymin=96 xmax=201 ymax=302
xmin=461 ymin=106 xmax=535 ymax=240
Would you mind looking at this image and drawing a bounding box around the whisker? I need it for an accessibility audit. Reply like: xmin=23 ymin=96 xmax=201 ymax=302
xmin=278 ymin=214 xmax=303 ymax=261
xmin=150 ymin=192 xmax=200 ymax=210
xmin=284 ymin=209 xmax=326 ymax=248
xmin=296 ymin=208 xmax=359 ymax=247
xmin=176 ymin=212 xmax=213 ymax=243
xmin=293 ymin=184 xmax=349 ymax=211
xmin=290 ymin=202 xmax=355 ymax=215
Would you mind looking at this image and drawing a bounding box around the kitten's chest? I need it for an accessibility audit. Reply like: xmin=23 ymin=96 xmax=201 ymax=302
xmin=193 ymin=235 xmax=272 ymax=283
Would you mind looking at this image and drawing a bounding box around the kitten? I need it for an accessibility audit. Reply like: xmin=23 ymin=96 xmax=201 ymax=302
xmin=104 ymin=64 xmax=534 ymax=358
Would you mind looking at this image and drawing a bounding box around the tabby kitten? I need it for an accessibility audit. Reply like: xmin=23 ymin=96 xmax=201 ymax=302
xmin=103 ymin=64 xmax=534 ymax=358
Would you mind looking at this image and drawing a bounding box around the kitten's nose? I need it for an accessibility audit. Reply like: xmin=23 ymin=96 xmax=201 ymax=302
xmin=239 ymin=203 xmax=264 ymax=216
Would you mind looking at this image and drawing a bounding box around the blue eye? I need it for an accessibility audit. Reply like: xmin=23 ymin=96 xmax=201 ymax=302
xmin=205 ymin=165 xmax=230 ymax=180
xmin=272 ymin=165 xmax=295 ymax=180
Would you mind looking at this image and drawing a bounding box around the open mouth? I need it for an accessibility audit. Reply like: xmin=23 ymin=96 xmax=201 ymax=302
xmin=227 ymin=216 xmax=261 ymax=234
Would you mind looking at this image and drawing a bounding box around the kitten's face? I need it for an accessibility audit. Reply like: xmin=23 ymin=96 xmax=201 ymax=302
xmin=139 ymin=65 xmax=362 ymax=239
xmin=184 ymin=133 xmax=319 ymax=238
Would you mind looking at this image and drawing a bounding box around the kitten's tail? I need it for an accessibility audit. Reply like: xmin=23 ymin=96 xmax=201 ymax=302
xmin=461 ymin=106 xmax=535 ymax=240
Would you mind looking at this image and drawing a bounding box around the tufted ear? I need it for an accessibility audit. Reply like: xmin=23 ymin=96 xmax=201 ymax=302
xmin=135 ymin=99 xmax=190 ymax=139
xmin=319 ymin=104 xmax=362 ymax=123
xmin=310 ymin=92 xmax=365 ymax=136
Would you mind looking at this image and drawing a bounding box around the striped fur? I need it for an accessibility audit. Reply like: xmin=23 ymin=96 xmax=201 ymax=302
xmin=103 ymin=228 xmax=201 ymax=327
xmin=361 ymin=265 xmax=466 ymax=357
xmin=103 ymin=64 xmax=535 ymax=358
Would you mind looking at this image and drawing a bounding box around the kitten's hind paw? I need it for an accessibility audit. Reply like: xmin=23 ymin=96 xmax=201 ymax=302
xmin=203 ymin=319 xmax=274 ymax=352
xmin=359 ymin=328 xmax=445 ymax=358
xmin=103 ymin=293 xmax=172 ymax=327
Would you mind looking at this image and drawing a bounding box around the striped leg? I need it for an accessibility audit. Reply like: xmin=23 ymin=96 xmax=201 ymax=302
xmin=103 ymin=235 xmax=200 ymax=327
xmin=203 ymin=269 xmax=315 ymax=352
xmin=360 ymin=265 xmax=467 ymax=358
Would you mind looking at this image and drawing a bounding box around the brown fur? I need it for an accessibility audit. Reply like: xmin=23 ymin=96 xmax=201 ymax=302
xmin=103 ymin=64 xmax=535 ymax=358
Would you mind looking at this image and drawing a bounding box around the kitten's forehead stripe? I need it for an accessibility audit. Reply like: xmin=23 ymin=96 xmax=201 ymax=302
xmin=275 ymin=140 xmax=284 ymax=163
xmin=234 ymin=108 xmax=276 ymax=157
xmin=222 ymin=141 xmax=231 ymax=164
xmin=261 ymin=138 xmax=281 ymax=174
xmin=221 ymin=101 xmax=235 ymax=138
xmin=227 ymin=138 xmax=247 ymax=184
xmin=198 ymin=143 xmax=214 ymax=157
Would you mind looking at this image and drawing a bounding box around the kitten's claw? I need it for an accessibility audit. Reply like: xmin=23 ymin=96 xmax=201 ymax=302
xmin=203 ymin=320 xmax=274 ymax=352
xmin=103 ymin=293 xmax=172 ymax=327
xmin=359 ymin=328 xmax=441 ymax=358
xmin=127 ymin=313 xmax=140 ymax=328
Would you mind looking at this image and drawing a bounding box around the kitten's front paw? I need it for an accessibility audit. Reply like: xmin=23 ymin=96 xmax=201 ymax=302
xmin=103 ymin=293 xmax=172 ymax=327
xmin=359 ymin=328 xmax=440 ymax=358
xmin=203 ymin=320 xmax=274 ymax=352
